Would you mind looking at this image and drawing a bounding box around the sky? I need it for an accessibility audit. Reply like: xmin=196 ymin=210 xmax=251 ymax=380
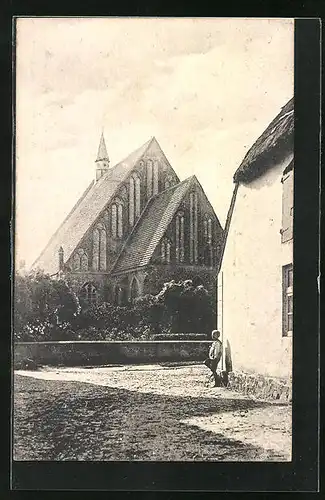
xmin=15 ymin=17 xmax=294 ymax=268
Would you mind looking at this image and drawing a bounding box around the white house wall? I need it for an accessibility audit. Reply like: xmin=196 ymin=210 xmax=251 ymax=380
xmin=219 ymin=154 xmax=293 ymax=378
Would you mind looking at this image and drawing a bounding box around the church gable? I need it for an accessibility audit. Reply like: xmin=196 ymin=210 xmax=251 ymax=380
xmin=34 ymin=135 xmax=181 ymax=276
xmin=151 ymin=177 xmax=223 ymax=268
xmin=111 ymin=176 xmax=223 ymax=274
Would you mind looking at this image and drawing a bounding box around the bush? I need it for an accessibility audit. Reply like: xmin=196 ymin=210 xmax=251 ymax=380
xmin=152 ymin=333 xmax=208 ymax=341
xmin=14 ymin=274 xmax=215 ymax=342
xmin=156 ymin=279 xmax=215 ymax=334
xmin=13 ymin=270 xmax=80 ymax=341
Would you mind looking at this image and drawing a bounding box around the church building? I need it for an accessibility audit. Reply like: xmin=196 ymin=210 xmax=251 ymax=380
xmin=32 ymin=136 xmax=224 ymax=308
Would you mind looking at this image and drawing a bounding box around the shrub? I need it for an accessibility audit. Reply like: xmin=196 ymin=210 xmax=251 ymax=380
xmin=13 ymin=270 xmax=80 ymax=341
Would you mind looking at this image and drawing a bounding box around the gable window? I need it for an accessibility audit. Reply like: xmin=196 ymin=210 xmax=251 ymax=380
xmin=190 ymin=192 xmax=198 ymax=264
xmin=111 ymin=202 xmax=123 ymax=238
xmin=92 ymin=223 xmax=106 ymax=271
xmin=147 ymin=160 xmax=153 ymax=199
xmin=129 ymin=174 xmax=141 ymax=226
xmin=80 ymin=249 xmax=88 ymax=271
xmin=73 ymin=252 xmax=81 ymax=271
xmin=153 ymin=161 xmax=159 ymax=195
xmin=129 ymin=176 xmax=135 ymax=226
xmin=281 ymin=166 xmax=294 ymax=243
xmin=135 ymin=175 xmax=141 ymax=216
xmin=282 ymin=263 xmax=293 ymax=337
xmin=80 ymin=282 xmax=97 ymax=306
xmin=161 ymin=238 xmax=171 ymax=264
xmin=147 ymin=159 xmax=159 ymax=198
xmin=175 ymin=212 xmax=185 ymax=263
xmin=203 ymin=215 xmax=213 ymax=267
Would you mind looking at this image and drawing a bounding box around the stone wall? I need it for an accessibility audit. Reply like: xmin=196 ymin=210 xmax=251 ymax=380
xmin=14 ymin=341 xmax=211 ymax=368
xmin=227 ymin=370 xmax=292 ymax=402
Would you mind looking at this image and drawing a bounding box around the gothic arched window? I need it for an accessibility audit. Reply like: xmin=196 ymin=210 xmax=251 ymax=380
xmin=189 ymin=192 xmax=198 ymax=264
xmin=161 ymin=238 xmax=171 ymax=264
xmin=79 ymin=282 xmax=97 ymax=306
xmin=135 ymin=175 xmax=141 ymax=217
xmin=129 ymin=176 xmax=135 ymax=226
xmin=73 ymin=252 xmax=81 ymax=271
xmin=147 ymin=159 xmax=159 ymax=198
xmin=80 ymin=249 xmax=88 ymax=271
xmin=73 ymin=249 xmax=89 ymax=271
xmin=111 ymin=201 xmax=123 ymax=238
xmin=129 ymin=174 xmax=141 ymax=226
xmin=147 ymin=159 xmax=153 ymax=199
xmin=153 ymin=161 xmax=159 ymax=195
xmin=92 ymin=223 xmax=106 ymax=271
xmin=175 ymin=212 xmax=185 ymax=263
xmin=130 ymin=277 xmax=140 ymax=302
xmin=203 ymin=215 xmax=213 ymax=267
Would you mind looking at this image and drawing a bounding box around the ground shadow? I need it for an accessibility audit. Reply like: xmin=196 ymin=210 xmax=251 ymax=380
xmin=14 ymin=374 xmax=290 ymax=462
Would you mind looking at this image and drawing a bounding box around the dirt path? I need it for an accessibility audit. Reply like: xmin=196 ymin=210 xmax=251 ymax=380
xmin=14 ymin=364 xmax=291 ymax=461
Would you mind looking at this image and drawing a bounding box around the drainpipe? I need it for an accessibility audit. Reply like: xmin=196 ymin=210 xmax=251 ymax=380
xmin=217 ymin=182 xmax=239 ymax=371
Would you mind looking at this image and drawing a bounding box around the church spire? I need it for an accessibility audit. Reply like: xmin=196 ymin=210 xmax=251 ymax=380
xmin=95 ymin=131 xmax=110 ymax=181
xmin=96 ymin=131 xmax=109 ymax=162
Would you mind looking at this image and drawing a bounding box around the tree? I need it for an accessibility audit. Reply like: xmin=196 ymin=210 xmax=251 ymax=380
xmin=13 ymin=270 xmax=80 ymax=341
xmin=156 ymin=279 xmax=215 ymax=334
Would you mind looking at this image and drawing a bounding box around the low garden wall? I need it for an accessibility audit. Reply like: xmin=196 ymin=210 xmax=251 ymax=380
xmin=14 ymin=340 xmax=211 ymax=368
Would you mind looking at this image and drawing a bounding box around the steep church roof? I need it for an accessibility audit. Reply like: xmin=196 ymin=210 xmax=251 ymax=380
xmin=234 ymin=97 xmax=294 ymax=183
xmin=32 ymin=137 xmax=154 ymax=274
xmin=111 ymin=175 xmax=219 ymax=274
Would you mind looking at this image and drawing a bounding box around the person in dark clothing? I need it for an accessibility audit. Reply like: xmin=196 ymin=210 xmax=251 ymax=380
xmin=204 ymin=330 xmax=223 ymax=387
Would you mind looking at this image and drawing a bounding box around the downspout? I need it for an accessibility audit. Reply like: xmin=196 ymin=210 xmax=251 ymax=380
xmin=217 ymin=181 xmax=239 ymax=370
xmin=217 ymin=182 xmax=239 ymax=276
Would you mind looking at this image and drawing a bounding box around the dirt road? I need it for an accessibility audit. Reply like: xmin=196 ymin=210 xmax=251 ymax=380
xmin=14 ymin=364 xmax=291 ymax=461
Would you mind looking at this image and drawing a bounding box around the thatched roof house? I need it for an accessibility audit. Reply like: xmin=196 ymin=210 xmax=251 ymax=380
xmin=234 ymin=97 xmax=294 ymax=183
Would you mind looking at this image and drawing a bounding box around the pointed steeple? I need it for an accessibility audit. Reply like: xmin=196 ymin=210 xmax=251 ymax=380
xmin=95 ymin=131 xmax=110 ymax=181
xmin=96 ymin=131 xmax=109 ymax=162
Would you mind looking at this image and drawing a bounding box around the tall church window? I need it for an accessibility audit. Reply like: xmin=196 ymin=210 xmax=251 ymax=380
xmin=80 ymin=249 xmax=88 ymax=271
xmin=204 ymin=215 xmax=213 ymax=267
xmin=111 ymin=202 xmax=123 ymax=238
xmin=129 ymin=176 xmax=135 ymax=226
xmin=147 ymin=159 xmax=159 ymax=198
xmin=73 ymin=252 xmax=81 ymax=271
xmin=79 ymin=282 xmax=97 ymax=306
xmin=161 ymin=238 xmax=171 ymax=264
xmin=135 ymin=175 xmax=141 ymax=217
xmin=175 ymin=212 xmax=185 ymax=263
xmin=153 ymin=161 xmax=159 ymax=195
xmin=92 ymin=223 xmax=106 ymax=271
xmin=190 ymin=192 xmax=198 ymax=264
xmin=147 ymin=160 xmax=153 ymax=199
xmin=129 ymin=174 xmax=141 ymax=226
xmin=130 ymin=277 xmax=140 ymax=302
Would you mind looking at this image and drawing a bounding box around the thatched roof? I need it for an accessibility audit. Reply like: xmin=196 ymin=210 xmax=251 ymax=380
xmin=234 ymin=98 xmax=294 ymax=183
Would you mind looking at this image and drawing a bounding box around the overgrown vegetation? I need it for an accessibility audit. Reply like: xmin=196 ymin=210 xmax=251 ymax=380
xmin=13 ymin=271 xmax=215 ymax=342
